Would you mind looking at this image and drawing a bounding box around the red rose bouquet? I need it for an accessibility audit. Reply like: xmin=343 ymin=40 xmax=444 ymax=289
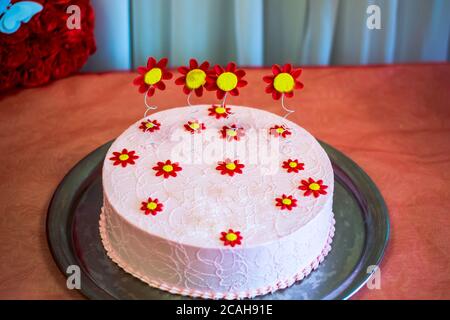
xmin=0 ymin=0 xmax=96 ymax=92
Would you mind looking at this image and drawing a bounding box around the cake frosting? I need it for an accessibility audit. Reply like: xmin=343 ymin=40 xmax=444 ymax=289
xmin=100 ymin=104 xmax=335 ymax=299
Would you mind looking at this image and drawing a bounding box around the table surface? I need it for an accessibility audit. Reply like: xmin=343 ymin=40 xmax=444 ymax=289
xmin=0 ymin=64 xmax=449 ymax=300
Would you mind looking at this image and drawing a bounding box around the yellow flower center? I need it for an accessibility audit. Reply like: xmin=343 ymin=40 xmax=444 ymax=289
xmin=217 ymin=72 xmax=238 ymax=92
xmin=189 ymin=122 xmax=200 ymax=130
xmin=186 ymin=69 xmax=206 ymax=89
xmin=225 ymin=163 xmax=236 ymax=170
xmin=162 ymin=164 xmax=174 ymax=172
xmin=276 ymin=127 xmax=285 ymax=134
xmin=145 ymin=122 xmax=154 ymax=129
xmin=226 ymin=129 xmax=237 ymax=137
xmin=144 ymin=67 xmax=162 ymax=85
xmin=147 ymin=202 xmax=157 ymax=210
xmin=225 ymin=233 xmax=238 ymax=241
xmin=215 ymin=106 xmax=226 ymax=114
xmin=273 ymin=72 xmax=295 ymax=93
xmin=289 ymin=161 xmax=297 ymax=168
xmin=282 ymin=198 xmax=292 ymax=205
xmin=118 ymin=154 xmax=129 ymax=161
xmin=309 ymin=183 xmax=320 ymax=191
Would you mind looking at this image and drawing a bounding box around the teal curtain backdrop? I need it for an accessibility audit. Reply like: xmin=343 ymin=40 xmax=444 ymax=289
xmin=83 ymin=0 xmax=450 ymax=71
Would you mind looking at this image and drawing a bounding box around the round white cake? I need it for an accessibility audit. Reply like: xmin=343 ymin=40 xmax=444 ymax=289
xmin=100 ymin=105 xmax=335 ymax=299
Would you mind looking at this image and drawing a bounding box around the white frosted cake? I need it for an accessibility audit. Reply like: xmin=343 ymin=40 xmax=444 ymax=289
xmin=100 ymin=104 xmax=335 ymax=299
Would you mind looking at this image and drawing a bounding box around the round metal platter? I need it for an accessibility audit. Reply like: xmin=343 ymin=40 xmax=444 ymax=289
xmin=47 ymin=140 xmax=389 ymax=300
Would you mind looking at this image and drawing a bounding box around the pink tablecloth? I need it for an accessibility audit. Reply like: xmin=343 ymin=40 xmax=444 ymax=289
xmin=0 ymin=64 xmax=449 ymax=299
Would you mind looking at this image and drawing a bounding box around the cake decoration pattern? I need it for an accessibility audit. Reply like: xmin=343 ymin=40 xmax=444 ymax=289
xmin=184 ymin=120 xmax=206 ymax=134
xmin=220 ymin=229 xmax=243 ymax=247
xmin=216 ymin=159 xmax=245 ymax=176
xmin=263 ymin=63 xmax=304 ymax=100
xmin=269 ymin=124 xmax=292 ymax=138
xmin=220 ymin=124 xmax=245 ymax=141
xmin=133 ymin=57 xmax=173 ymax=97
xmin=282 ymin=159 xmax=305 ymax=173
xmin=275 ymin=194 xmax=298 ymax=211
xmin=299 ymin=178 xmax=329 ymax=198
xmin=109 ymin=149 xmax=139 ymax=167
xmin=208 ymin=104 xmax=231 ymax=119
xmin=140 ymin=198 xmax=163 ymax=216
xmin=139 ymin=119 xmax=161 ymax=133
xmin=175 ymin=58 xmax=210 ymax=97
xmin=152 ymin=160 xmax=182 ymax=179
xmin=205 ymin=62 xmax=248 ymax=99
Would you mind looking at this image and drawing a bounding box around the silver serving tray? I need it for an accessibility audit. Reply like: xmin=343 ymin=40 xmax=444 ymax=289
xmin=47 ymin=140 xmax=389 ymax=300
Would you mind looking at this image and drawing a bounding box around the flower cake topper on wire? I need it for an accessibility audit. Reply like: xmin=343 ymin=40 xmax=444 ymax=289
xmin=263 ymin=63 xmax=304 ymax=120
xmin=133 ymin=57 xmax=173 ymax=117
xmin=206 ymin=62 xmax=247 ymax=104
xmin=175 ymin=58 xmax=210 ymax=104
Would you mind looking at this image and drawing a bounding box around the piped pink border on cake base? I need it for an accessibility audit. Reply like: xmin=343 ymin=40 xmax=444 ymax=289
xmin=99 ymin=210 xmax=335 ymax=300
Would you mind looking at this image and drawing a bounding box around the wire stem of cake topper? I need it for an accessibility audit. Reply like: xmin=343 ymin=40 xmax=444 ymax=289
xmin=221 ymin=92 xmax=228 ymax=107
xmin=281 ymin=93 xmax=295 ymax=120
xmin=143 ymin=88 xmax=158 ymax=118
xmin=186 ymin=92 xmax=193 ymax=106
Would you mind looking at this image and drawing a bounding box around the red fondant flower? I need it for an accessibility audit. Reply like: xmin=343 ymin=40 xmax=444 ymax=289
xmin=299 ymin=178 xmax=328 ymax=198
xmin=275 ymin=194 xmax=298 ymax=211
xmin=109 ymin=149 xmax=139 ymax=167
xmin=140 ymin=197 xmax=163 ymax=216
xmin=220 ymin=229 xmax=243 ymax=247
xmin=133 ymin=57 xmax=173 ymax=96
xmin=139 ymin=119 xmax=161 ymax=133
xmin=184 ymin=120 xmax=206 ymax=134
xmin=175 ymin=59 xmax=210 ymax=97
xmin=282 ymin=159 xmax=304 ymax=173
xmin=208 ymin=105 xmax=232 ymax=119
xmin=263 ymin=63 xmax=304 ymax=100
xmin=153 ymin=160 xmax=182 ymax=179
xmin=216 ymin=159 xmax=245 ymax=176
xmin=205 ymin=62 xmax=247 ymax=99
xmin=269 ymin=125 xmax=292 ymax=138
xmin=220 ymin=124 xmax=245 ymax=141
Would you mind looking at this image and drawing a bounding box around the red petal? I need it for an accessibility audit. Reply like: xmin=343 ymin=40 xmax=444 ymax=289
xmin=237 ymin=79 xmax=247 ymax=88
xmin=199 ymin=61 xmax=210 ymax=70
xmin=137 ymin=66 xmax=147 ymax=75
xmin=272 ymin=64 xmax=281 ymax=75
xmin=133 ymin=76 xmax=144 ymax=85
xmin=163 ymin=71 xmax=173 ymax=79
xmin=227 ymin=62 xmax=237 ymax=72
xmin=195 ymin=86 xmax=203 ymax=97
xmin=235 ymin=69 xmax=245 ymax=78
xmin=214 ymin=65 xmax=224 ymax=74
xmin=229 ymin=88 xmax=239 ymax=96
xmin=282 ymin=63 xmax=292 ymax=73
xmin=272 ymin=90 xmax=281 ymax=100
xmin=155 ymin=81 xmax=166 ymax=90
xmin=291 ymin=68 xmax=302 ymax=78
xmin=183 ymin=86 xmax=191 ymax=95
xmin=295 ymin=81 xmax=304 ymax=89
xmin=216 ymin=90 xmax=225 ymax=99
xmin=263 ymin=75 xmax=274 ymax=83
xmin=285 ymin=91 xmax=294 ymax=98
xmin=265 ymin=85 xmax=273 ymax=93
xmin=139 ymin=84 xmax=148 ymax=93
xmin=147 ymin=57 xmax=156 ymax=69
xmin=189 ymin=58 xmax=198 ymax=69
xmin=175 ymin=76 xmax=186 ymax=85
xmin=146 ymin=86 xmax=155 ymax=96
xmin=178 ymin=66 xmax=189 ymax=74
xmin=157 ymin=57 xmax=168 ymax=68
